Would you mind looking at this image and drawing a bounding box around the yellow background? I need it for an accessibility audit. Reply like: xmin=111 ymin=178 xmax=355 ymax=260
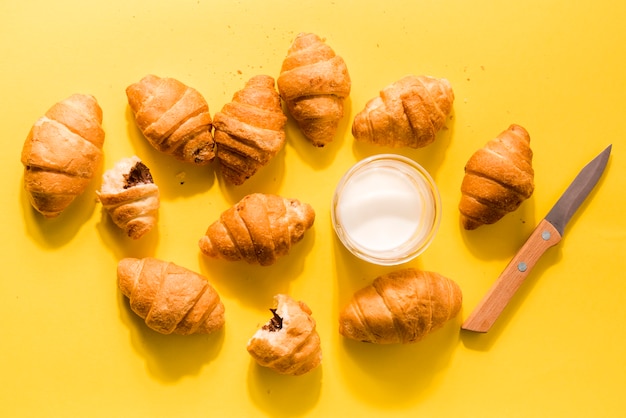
xmin=2 ymin=1 xmax=625 ymax=417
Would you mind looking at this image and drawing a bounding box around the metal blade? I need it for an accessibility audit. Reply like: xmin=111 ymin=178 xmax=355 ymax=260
xmin=545 ymin=144 xmax=612 ymax=235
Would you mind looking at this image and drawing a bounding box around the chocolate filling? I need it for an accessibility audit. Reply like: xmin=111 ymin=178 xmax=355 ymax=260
xmin=123 ymin=162 xmax=154 ymax=189
xmin=262 ymin=308 xmax=283 ymax=332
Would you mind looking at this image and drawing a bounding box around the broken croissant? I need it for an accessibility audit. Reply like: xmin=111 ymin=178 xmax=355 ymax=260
xmin=21 ymin=93 xmax=105 ymax=217
xmin=198 ymin=193 xmax=315 ymax=266
xmin=459 ymin=124 xmax=534 ymax=230
xmin=277 ymin=32 xmax=351 ymax=147
xmin=247 ymin=294 xmax=322 ymax=376
xmin=339 ymin=268 xmax=462 ymax=344
xmin=213 ymin=75 xmax=287 ymax=185
xmin=97 ymin=156 xmax=159 ymax=239
xmin=117 ymin=257 xmax=225 ymax=335
xmin=126 ymin=75 xmax=216 ymax=165
xmin=352 ymin=75 xmax=454 ymax=148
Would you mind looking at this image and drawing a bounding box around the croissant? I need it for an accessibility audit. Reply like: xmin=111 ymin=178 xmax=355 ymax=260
xmin=117 ymin=257 xmax=225 ymax=335
xmin=459 ymin=124 xmax=534 ymax=230
xmin=20 ymin=93 xmax=105 ymax=217
xmin=198 ymin=193 xmax=315 ymax=266
xmin=277 ymin=32 xmax=351 ymax=147
xmin=213 ymin=75 xmax=287 ymax=185
xmin=126 ymin=75 xmax=216 ymax=165
xmin=247 ymin=294 xmax=322 ymax=376
xmin=339 ymin=268 xmax=462 ymax=344
xmin=352 ymin=75 xmax=454 ymax=148
xmin=96 ymin=156 xmax=159 ymax=239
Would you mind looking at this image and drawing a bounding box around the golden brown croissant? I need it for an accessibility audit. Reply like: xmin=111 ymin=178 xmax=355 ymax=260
xmin=352 ymin=75 xmax=454 ymax=148
xmin=97 ymin=156 xmax=160 ymax=239
xmin=247 ymin=294 xmax=322 ymax=376
xmin=126 ymin=75 xmax=216 ymax=165
xmin=213 ymin=75 xmax=287 ymax=185
xmin=198 ymin=193 xmax=315 ymax=266
xmin=339 ymin=268 xmax=462 ymax=344
xmin=20 ymin=93 xmax=105 ymax=217
xmin=277 ymin=32 xmax=351 ymax=147
xmin=117 ymin=257 xmax=225 ymax=335
xmin=459 ymin=124 xmax=534 ymax=230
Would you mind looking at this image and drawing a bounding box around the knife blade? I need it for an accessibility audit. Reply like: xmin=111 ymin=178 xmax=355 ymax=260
xmin=461 ymin=144 xmax=612 ymax=333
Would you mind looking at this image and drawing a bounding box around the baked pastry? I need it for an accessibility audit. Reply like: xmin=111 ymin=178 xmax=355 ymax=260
xmin=199 ymin=193 xmax=315 ymax=266
xmin=97 ymin=156 xmax=159 ymax=239
xmin=117 ymin=257 xmax=225 ymax=335
xmin=126 ymin=75 xmax=216 ymax=165
xmin=247 ymin=294 xmax=322 ymax=376
xmin=459 ymin=124 xmax=534 ymax=230
xmin=21 ymin=93 xmax=105 ymax=217
xmin=339 ymin=268 xmax=462 ymax=344
xmin=277 ymin=32 xmax=351 ymax=147
xmin=352 ymin=75 xmax=454 ymax=148
xmin=213 ymin=75 xmax=287 ymax=185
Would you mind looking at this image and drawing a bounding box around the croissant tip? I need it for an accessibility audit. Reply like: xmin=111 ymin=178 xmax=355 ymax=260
xmin=117 ymin=257 xmax=139 ymax=272
xmin=461 ymin=218 xmax=482 ymax=230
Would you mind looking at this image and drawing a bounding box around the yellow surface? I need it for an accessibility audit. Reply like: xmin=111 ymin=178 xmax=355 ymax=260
xmin=2 ymin=1 xmax=626 ymax=417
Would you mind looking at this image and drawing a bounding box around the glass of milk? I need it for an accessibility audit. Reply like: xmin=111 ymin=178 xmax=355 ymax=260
xmin=331 ymin=154 xmax=441 ymax=265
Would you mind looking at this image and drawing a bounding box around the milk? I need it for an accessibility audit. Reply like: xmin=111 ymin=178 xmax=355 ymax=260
xmin=335 ymin=164 xmax=434 ymax=253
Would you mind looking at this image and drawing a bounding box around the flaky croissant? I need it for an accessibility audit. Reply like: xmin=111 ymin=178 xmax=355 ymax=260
xmin=198 ymin=193 xmax=315 ymax=266
xmin=247 ymin=294 xmax=322 ymax=376
xmin=339 ymin=268 xmax=462 ymax=344
xmin=277 ymin=32 xmax=351 ymax=147
xmin=352 ymin=75 xmax=454 ymax=148
xmin=459 ymin=124 xmax=534 ymax=230
xmin=126 ymin=75 xmax=216 ymax=165
xmin=213 ymin=75 xmax=287 ymax=185
xmin=117 ymin=257 xmax=225 ymax=335
xmin=21 ymin=94 xmax=105 ymax=217
xmin=97 ymin=156 xmax=159 ymax=239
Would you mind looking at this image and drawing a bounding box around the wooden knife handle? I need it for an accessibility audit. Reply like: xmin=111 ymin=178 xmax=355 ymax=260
xmin=461 ymin=218 xmax=562 ymax=333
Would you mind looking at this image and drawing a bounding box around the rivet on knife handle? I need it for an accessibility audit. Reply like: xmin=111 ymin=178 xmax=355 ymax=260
xmin=462 ymin=144 xmax=612 ymax=333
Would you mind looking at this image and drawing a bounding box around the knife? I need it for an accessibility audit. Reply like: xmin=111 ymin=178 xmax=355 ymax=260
xmin=461 ymin=144 xmax=612 ymax=333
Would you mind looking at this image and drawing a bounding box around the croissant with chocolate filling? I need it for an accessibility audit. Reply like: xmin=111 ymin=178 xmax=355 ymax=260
xmin=213 ymin=75 xmax=287 ymax=185
xmin=339 ymin=268 xmax=462 ymax=344
xmin=352 ymin=75 xmax=454 ymax=148
xmin=126 ymin=75 xmax=216 ymax=165
xmin=97 ymin=156 xmax=160 ymax=239
xmin=459 ymin=124 xmax=534 ymax=230
xmin=117 ymin=257 xmax=225 ymax=335
xmin=21 ymin=93 xmax=105 ymax=217
xmin=198 ymin=193 xmax=315 ymax=266
xmin=277 ymin=32 xmax=351 ymax=147
xmin=247 ymin=294 xmax=322 ymax=376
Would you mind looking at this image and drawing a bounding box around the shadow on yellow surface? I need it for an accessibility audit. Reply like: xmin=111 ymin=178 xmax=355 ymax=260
xmin=285 ymin=97 xmax=352 ymax=171
xmin=20 ymin=169 xmax=102 ymax=248
xmin=116 ymin=291 xmax=225 ymax=382
xmin=350 ymin=107 xmax=456 ymax=181
xmin=246 ymin=358 xmax=322 ymax=418
xmin=336 ymin=319 xmax=462 ymax=410
xmin=197 ymin=226 xmax=317 ymax=311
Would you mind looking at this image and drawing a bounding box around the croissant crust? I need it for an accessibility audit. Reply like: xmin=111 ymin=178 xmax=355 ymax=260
xmin=277 ymin=32 xmax=351 ymax=147
xmin=247 ymin=294 xmax=322 ymax=376
xmin=459 ymin=124 xmax=534 ymax=230
xmin=117 ymin=257 xmax=225 ymax=335
xmin=21 ymin=93 xmax=105 ymax=217
xmin=198 ymin=193 xmax=315 ymax=266
xmin=339 ymin=268 xmax=462 ymax=344
xmin=97 ymin=156 xmax=160 ymax=239
xmin=213 ymin=75 xmax=287 ymax=185
xmin=352 ymin=75 xmax=454 ymax=148
xmin=126 ymin=75 xmax=216 ymax=165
